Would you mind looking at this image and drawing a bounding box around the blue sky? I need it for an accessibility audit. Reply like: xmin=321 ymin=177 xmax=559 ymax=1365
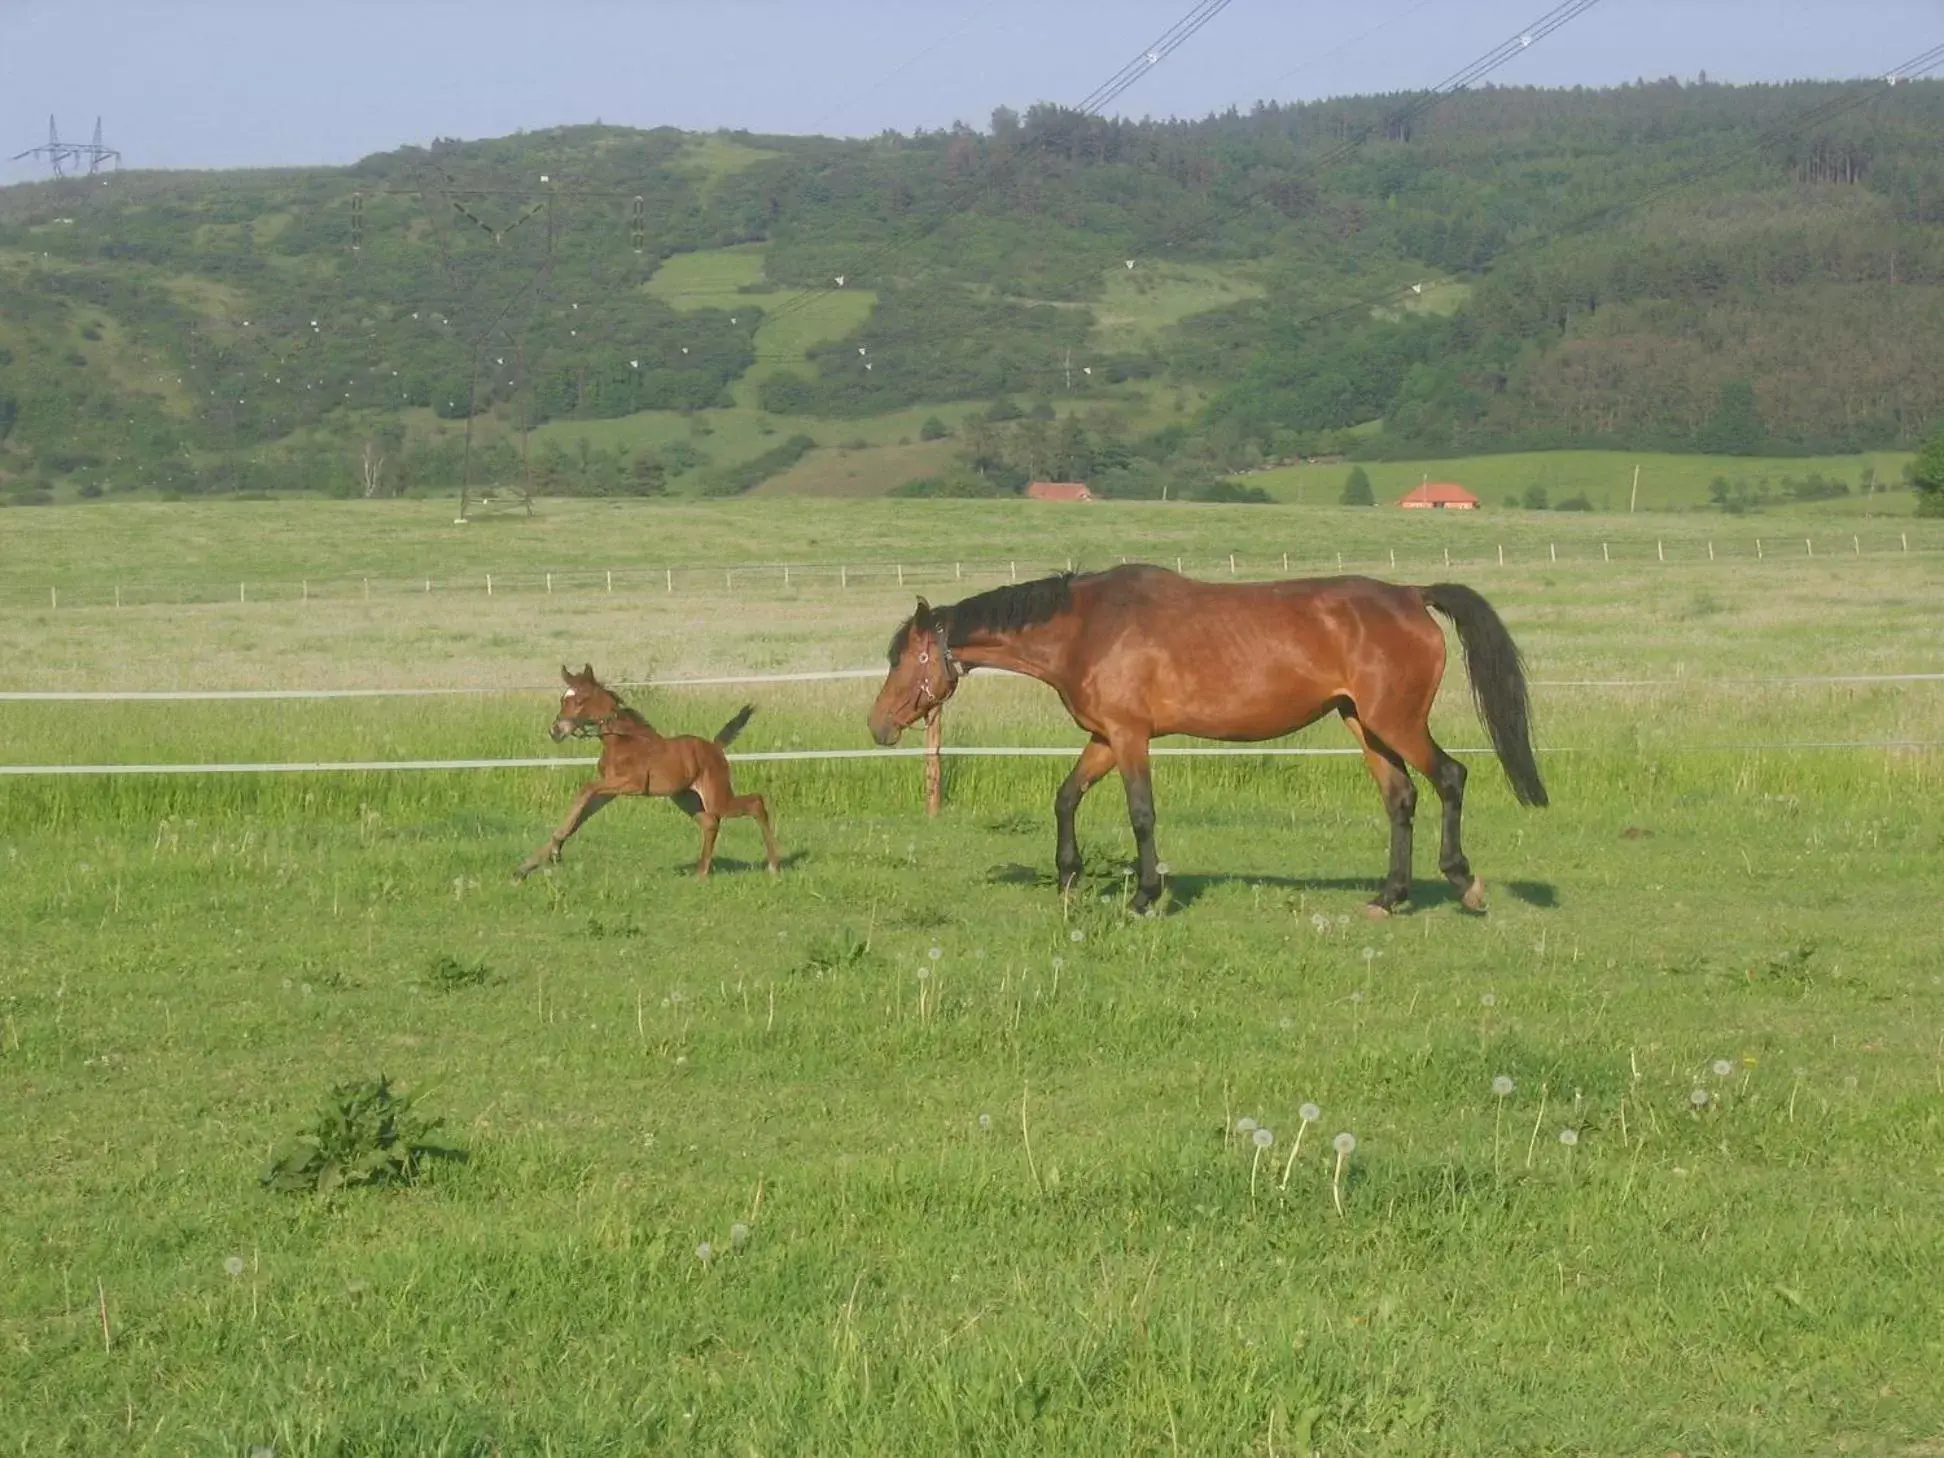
xmin=3 ymin=1 xmax=1937 ymax=180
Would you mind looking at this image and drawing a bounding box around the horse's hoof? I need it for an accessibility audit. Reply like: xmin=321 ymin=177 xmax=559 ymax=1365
xmin=1461 ymin=876 xmax=1487 ymax=912
xmin=1362 ymin=901 xmax=1392 ymax=921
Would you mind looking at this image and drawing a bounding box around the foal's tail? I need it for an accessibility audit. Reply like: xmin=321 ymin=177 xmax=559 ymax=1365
xmin=714 ymin=704 xmax=757 ymax=747
xmin=1420 ymin=584 xmax=1549 ymax=808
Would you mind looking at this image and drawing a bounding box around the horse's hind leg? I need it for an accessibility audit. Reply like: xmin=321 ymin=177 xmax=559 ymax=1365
xmin=693 ymin=812 xmax=721 ymax=878
xmin=1423 ymin=741 xmax=1483 ymax=910
xmin=1341 ymin=711 xmax=1416 ymax=917
xmin=730 ymin=792 xmax=781 ymax=874
xmin=1355 ymin=711 xmax=1485 ymax=913
xmin=1111 ymin=736 xmax=1165 ymax=915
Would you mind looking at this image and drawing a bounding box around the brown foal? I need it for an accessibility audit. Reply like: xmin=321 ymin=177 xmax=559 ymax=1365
xmin=868 ymin=566 xmax=1546 ymax=917
xmin=515 ymin=665 xmax=780 ymax=882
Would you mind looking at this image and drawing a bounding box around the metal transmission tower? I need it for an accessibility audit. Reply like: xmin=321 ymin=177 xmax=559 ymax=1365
xmin=11 ymin=116 xmax=121 ymax=177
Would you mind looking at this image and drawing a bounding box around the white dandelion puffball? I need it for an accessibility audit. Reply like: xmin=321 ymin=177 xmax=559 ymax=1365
xmin=730 ymin=1222 xmax=751 ymax=1249
xmin=1299 ymin=1103 xmax=1320 ymax=1124
xmin=1251 ymin=1127 xmax=1274 ymax=1149
xmin=928 ymin=946 xmax=943 ymax=961
xmin=1235 ymin=1116 xmax=1258 ymax=1135
xmin=978 ymin=1113 xmax=992 ymax=1132
xmin=1558 ymin=1128 xmax=1579 ymax=1147
xmin=1492 ymin=1075 xmax=1515 ymax=1097
xmin=1712 ymin=1059 xmax=1733 ymax=1078
xmin=1069 ymin=929 xmax=1084 ymax=943
xmin=223 ymin=1255 xmax=246 ymax=1278
xmin=1481 ymin=991 xmax=1498 ymax=1008
xmin=1689 ymin=1088 xmax=1710 ymax=1109
xmin=696 ymin=1242 xmax=714 ymax=1263
xmin=1333 ymin=1132 xmax=1357 ymax=1155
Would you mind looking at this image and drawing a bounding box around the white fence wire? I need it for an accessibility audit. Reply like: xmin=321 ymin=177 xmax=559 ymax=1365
xmin=9 ymin=530 xmax=1935 ymax=613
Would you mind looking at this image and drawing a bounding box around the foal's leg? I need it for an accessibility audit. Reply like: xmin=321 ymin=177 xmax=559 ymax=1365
xmin=1112 ymin=736 xmax=1165 ymax=915
xmin=1054 ymin=736 xmax=1116 ymax=891
xmin=515 ymin=783 xmax=617 ymax=880
xmin=729 ymin=792 xmax=781 ymax=874
xmin=1341 ymin=712 xmax=1416 ymax=917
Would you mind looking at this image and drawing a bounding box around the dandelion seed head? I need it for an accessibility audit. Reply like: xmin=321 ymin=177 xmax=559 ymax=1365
xmin=730 ymin=1222 xmax=751 ymax=1249
xmin=1252 ymin=1127 xmax=1274 ymax=1149
xmin=978 ymin=1113 xmax=992 ymax=1132
xmin=1558 ymin=1128 xmax=1579 ymax=1147
xmin=696 ymin=1242 xmax=713 ymax=1263
xmin=1333 ymin=1132 xmax=1357 ymax=1155
xmin=1051 ymin=956 xmax=1064 ymax=972
xmin=1299 ymin=1102 xmax=1320 ymax=1123
xmin=1689 ymin=1088 xmax=1710 ymax=1108
xmin=223 ymin=1255 xmax=246 ymax=1278
xmin=1492 ymin=1075 xmax=1515 ymax=1097
xmin=1235 ymin=1116 xmax=1258 ymax=1135
xmin=1349 ymin=990 xmax=1364 ymax=1004
xmin=1480 ymin=991 xmax=1498 ymax=1008
xmin=928 ymin=945 xmax=943 ymax=961
xmin=1069 ymin=929 xmax=1084 ymax=943
xmin=1712 ymin=1059 xmax=1733 ymax=1078
xmin=915 ymin=966 xmax=930 ymax=981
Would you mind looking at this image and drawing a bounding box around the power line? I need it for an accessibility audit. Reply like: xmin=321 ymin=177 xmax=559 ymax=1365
xmin=1148 ymin=0 xmax=1607 ymax=258
xmin=1267 ymin=41 xmax=1944 ymax=341
xmin=755 ymin=0 xmax=1242 ymax=333
xmin=805 ymin=3 xmax=1008 ymax=135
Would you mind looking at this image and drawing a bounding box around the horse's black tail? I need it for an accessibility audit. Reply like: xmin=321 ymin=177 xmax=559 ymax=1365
xmin=1420 ymin=584 xmax=1548 ymax=808
xmin=714 ymin=704 xmax=757 ymax=747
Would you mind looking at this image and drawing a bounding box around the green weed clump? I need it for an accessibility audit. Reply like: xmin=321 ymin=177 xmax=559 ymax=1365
xmin=426 ymin=953 xmax=494 ymax=992
xmin=261 ymin=1075 xmax=457 ymax=1196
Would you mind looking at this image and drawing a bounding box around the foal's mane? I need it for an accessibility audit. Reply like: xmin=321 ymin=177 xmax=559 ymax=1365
xmin=574 ymin=673 xmax=655 ymax=733
xmin=887 ymin=572 xmax=1080 ymax=663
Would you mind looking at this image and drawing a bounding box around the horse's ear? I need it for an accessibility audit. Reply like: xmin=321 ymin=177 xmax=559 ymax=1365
xmin=580 ymin=663 xmax=594 ymax=682
xmin=561 ymin=665 xmax=575 ymax=684
xmin=914 ymin=597 xmax=932 ymax=625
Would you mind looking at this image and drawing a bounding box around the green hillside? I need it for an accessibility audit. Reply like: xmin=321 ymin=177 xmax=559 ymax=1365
xmin=2 ymin=81 xmax=1943 ymax=506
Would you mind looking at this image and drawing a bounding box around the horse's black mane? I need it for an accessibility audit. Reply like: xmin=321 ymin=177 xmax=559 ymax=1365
xmin=886 ymin=572 xmax=1079 ymax=663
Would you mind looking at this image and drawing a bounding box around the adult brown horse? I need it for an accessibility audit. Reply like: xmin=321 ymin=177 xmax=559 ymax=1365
xmin=516 ymin=666 xmax=780 ymax=882
xmin=868 ymin=565 xmax=1546 ymax=917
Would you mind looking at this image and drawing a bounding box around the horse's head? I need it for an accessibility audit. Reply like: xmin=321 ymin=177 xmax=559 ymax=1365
xmin=869 ymin=598 xmax=960 ymax=746
xmin=552 ymin=664 xmax=620 ymax=742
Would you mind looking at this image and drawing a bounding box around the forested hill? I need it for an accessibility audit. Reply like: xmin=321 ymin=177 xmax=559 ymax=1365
xmin=2 ymin=76 xmax=1942 ymax=498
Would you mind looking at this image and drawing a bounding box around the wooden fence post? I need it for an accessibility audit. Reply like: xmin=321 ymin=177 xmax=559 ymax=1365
xmin=924 ymin=708 xmax=943 ymax=817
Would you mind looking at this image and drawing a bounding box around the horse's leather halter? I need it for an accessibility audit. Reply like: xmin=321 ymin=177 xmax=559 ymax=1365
xmin=908 ymin=629 xmax=962 ymax=719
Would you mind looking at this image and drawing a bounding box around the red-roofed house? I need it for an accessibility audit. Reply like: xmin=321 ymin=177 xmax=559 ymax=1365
xmin=1026 ymin=481 xmax=1096 ymax=503
xmin=1396 ymin=481 xmax=1479 ymax=510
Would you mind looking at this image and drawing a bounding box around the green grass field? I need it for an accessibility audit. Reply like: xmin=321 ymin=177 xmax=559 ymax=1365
xmin=1093 ymin=261 xmax=1266 ymax=349
xmin=642 ymin=244 xmax=878 ymax=408
xmin=1251 ymin=449 xmax=1918 ymax=513
xmin=3 ymin=502 xmax=1943 ymax=1453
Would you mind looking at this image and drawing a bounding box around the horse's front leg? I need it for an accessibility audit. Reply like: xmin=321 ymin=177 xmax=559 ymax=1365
xmin=1114 ymin=737 xmax=1165 ymax=914
xmin=515 ymin=783 xmax=616 ymax=881
xmin=1053 ymin=737 xmax=1116 ymax=892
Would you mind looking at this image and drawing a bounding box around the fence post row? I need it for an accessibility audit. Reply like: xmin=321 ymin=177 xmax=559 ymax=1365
xmin=25 ymin=535 xmax=1942 ymax=610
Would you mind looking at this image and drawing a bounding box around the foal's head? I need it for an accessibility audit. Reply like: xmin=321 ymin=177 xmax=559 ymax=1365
xmin=869 ymin=598 xmax=960 ymax=746
xmin=551 ymin=664 xmax=622 ymax=742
